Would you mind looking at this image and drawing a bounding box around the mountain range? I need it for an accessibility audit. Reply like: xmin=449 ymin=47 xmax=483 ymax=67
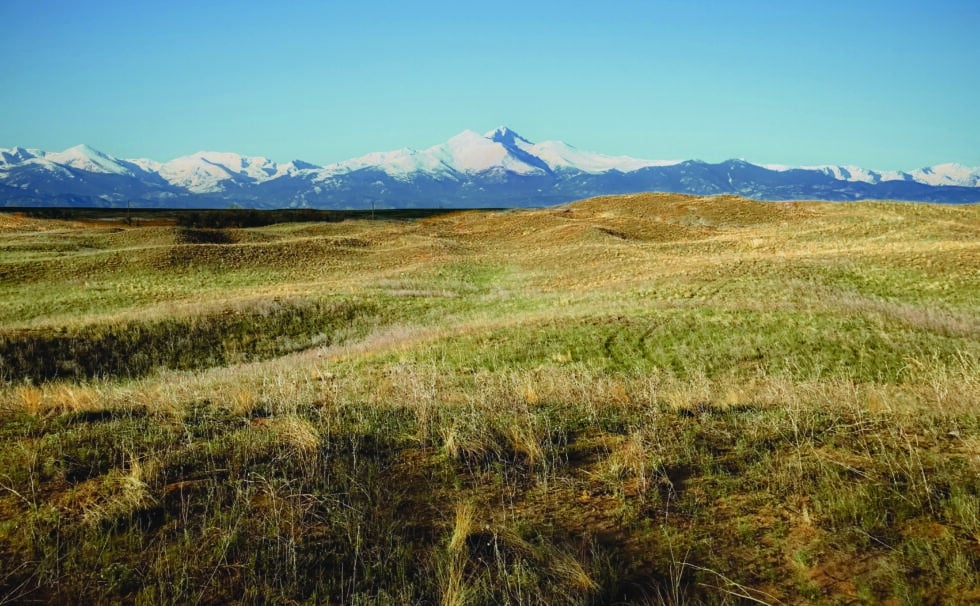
xmin=2 ymin=127 xmax=978 ymax=208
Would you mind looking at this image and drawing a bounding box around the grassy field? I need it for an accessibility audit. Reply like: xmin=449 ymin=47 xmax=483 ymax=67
xmin=0 ymin=194 xmax=977 ymax=604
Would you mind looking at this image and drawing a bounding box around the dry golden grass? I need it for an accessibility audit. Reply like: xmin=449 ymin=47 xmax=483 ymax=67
xmin=0 ymin=196 xmax=977 ymax=604
xmin=14 ymin=385 xmax=42 ymax=414
xmin=442 ymin=501 xmax=476 ymax=606
xmin=264 ymin=415 xmax=321 ymax=456
xmin=3 ymin=195 xmax=976 ymax=330
xmin=71 ymin=457 xmax=156 ymax=528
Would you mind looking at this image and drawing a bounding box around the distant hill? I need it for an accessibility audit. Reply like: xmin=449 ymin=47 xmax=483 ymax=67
xmin=2 ymin=128 xmax=978 ymax=208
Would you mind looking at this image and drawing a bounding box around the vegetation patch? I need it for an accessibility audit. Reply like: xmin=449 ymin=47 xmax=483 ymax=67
xmin=0 ymin=299 xmax=376 ymax=381
xmin=0 ymin=195 xmax=977 ymax=603
xmin=175 ymin=226 xmax=237 ymax=244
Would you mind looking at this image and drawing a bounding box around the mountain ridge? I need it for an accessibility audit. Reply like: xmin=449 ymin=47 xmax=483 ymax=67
xmin=2 ymin=128 xmax=978 ymax=207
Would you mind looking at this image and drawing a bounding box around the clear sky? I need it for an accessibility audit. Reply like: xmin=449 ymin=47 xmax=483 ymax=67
xmin=1 ymin=1 xmax=977 ymax=170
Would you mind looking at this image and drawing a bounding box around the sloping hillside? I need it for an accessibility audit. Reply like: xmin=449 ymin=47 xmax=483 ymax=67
xmin=1 ymin=195 xmax=978 ymax=604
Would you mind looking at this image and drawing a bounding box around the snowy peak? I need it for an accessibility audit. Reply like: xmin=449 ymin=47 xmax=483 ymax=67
xmin=318 ymin=127 xmax=677 ymax=181
xmin=769 ymin=162 xmax=980 ymax=188
xmin=0 ymin=147 xmax=42 ymax=167
xmin=485 ymin=126 xmax=533 ymax=147
xmin=286 ymin=159 xmax=319 ymax=171
xmin=155 ymin=151 xmax=310 ymax=193
xmin=525 ymin=139 xmax=680 ymax=174
xmin=910 ymin=163 xmax=980 ymax=187
xmin=129 ymin=157 xmax=163 ymax=173
xmin=480 ymin=128 xmax=680 ymax=174
xmin=43 ymin=144 xmax=139 ymax=176
xmin=319 ymin=147 xmax=452 ymax=180
xmin=320 ymin=128 xmax=550 ymax=181
xmin=796 ymin=165 xmax=907 ymax=185
xmin=189 ymin=151 xmax=276 ymax=176
xmin=158 ymin=154 xmax=238 ymax=193
xmin=439 ymin=129 xmax=543 ymax=175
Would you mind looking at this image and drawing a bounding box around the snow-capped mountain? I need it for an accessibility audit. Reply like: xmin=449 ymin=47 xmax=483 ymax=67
xmin=1 ymin=128 xmax=978 ymax=208
xmin=765 ymin=162 xmax=980 ymax=189
xmin=909 ymin=163 xmax=980 ymax=188
xmin=43 ymin=144 xmax=141 ymax=176
xmin=154 ymin=151 xmax=305 ymax=193
xmin=487 ymin=126 xmax=680 ymax=174
xmin=316 ymin=127 xmax=680 ymax=182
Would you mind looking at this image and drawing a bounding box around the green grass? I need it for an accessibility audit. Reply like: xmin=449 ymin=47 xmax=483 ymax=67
xmin=0 ymin=298 xmax=376 ymax=382
xmin=0 ymin=195 xmax=977 ymax=604
xmin=406 ymin=309 xmax=975 ymax=382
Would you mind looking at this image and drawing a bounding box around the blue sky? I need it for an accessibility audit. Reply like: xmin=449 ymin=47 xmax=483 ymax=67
xmin=1 ymin=1 xmax=977 ymax=169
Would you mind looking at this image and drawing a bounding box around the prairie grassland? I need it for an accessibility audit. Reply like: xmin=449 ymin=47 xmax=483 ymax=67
xmin=0 ymin=194 xmax=977 ymax=604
